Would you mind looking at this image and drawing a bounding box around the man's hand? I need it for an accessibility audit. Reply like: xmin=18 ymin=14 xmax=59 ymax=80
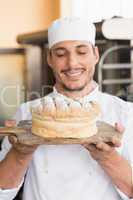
xmin=82 ymin=122 xmax=124 ymax=163
xmin=5 ymin=120 xmax=38 ymax=156
xmin=82 ymin=123 xmax=133 ymax=198
xmin=0 ymin=120 xmax=39 ymax=189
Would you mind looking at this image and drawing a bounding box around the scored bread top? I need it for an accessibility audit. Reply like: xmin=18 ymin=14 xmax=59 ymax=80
xmin=32 ymin=96 xmax=101 ymax=120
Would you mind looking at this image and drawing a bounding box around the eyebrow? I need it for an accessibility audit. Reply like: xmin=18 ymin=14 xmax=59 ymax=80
xmin=52 ymin=44 xmax=89 ymax=51
xmin=51 ymin=47 xmax=66 ymax=52
xmin=76 ymin=44 xmax=89 ymax=49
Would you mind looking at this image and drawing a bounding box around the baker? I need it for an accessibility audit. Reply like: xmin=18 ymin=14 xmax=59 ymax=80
xmin=0 ymin=17 xmax=133 ymax=200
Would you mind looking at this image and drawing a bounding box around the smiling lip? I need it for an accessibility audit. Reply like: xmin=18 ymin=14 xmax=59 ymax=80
xmin=63 ymin=69 xmax=85 ymax=78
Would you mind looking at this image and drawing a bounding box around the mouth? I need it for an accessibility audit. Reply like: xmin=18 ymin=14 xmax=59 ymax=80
xmin=62 ymin=69 xmax=85 ymax=78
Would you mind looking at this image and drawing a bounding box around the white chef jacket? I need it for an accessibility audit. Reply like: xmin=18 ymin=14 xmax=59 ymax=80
xmin=0 ymin=83 xmax=133 ymax=200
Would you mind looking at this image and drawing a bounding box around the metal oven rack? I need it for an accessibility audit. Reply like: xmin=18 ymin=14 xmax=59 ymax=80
xmin=98 ymin=45 xmax=133 ymax=101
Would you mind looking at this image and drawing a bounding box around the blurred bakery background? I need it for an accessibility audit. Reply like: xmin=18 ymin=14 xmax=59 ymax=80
xmin=0 ymin=0 xmax=133 ymax=125
xmin=0 ymin=1 xmax=133 ymax=199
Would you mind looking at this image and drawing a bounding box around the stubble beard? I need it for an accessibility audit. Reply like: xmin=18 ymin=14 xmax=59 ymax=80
xmin=61 ymin=82 xmax=86 ymax=92
xmin=54 ymin=69 xmax=94 ymax=94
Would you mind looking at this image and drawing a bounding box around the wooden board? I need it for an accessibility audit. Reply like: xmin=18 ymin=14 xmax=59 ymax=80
xmin=0 ymin=120 xmax=122 ymax=145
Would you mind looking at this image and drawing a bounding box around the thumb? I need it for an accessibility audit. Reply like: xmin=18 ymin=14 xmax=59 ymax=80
xmin=8 ymin=135 xmax=18 ymax=145
xmin=114 ymin=122 xmax=125 ymax=133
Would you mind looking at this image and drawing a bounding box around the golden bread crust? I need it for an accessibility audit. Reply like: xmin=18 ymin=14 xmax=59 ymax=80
xmin=31 ymin=97 xmax=101 ymax=139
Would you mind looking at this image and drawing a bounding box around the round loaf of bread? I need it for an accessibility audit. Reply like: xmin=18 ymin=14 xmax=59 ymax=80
xmin=31 ymin=96 xmax=101 ymax=138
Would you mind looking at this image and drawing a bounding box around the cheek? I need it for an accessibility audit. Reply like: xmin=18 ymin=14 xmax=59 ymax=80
xmin=88 ymin=65 xmax=95 ymax=77
xmin=52 ymin=64 xmax=65 ymax=79
xmin=83 ymin=60 xmax=95 ymax=72
xmin=53 ymin=60 xmax=66 ymax=72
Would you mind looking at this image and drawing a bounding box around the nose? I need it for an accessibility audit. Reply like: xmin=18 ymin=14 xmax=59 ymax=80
xmin=67 ymin=53 xmax=78 ymax=67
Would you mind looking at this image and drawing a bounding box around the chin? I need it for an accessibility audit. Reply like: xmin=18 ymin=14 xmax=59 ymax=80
xmin=63 ymin=84 xmax=85 ymax=92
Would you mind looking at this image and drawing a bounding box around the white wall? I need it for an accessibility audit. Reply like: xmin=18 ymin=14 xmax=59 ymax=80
xmin=60 ymin=0 xmax=72 ymax=17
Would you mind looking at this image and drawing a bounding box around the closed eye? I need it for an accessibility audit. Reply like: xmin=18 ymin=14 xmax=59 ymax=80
xmin=78 ymin=51 xmax=87 ymax=54
xmin=52 ymin=48 xmax=66 ymax=57
xmin=56 ymin=53 xmax=65 ymax=57
xmin=77 ymin=50 xmax=88 ymax=55
xmin=77 ymin=46 xmax=89 ymax=55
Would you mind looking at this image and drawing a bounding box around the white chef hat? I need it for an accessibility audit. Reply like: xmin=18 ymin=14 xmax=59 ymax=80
xmin=48 ymin=17 xmax=96 ymax=48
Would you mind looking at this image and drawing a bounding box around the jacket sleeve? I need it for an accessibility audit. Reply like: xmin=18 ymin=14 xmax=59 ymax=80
xmin=0 ymin=137 xmax=24 ymax=200
xmin=0 ymin=182 xmax=23 ymax=200
xmin=116 ymin=102 xmax=133 ymax=199
xmin=0 ymin=102 xmax=31 ymax=200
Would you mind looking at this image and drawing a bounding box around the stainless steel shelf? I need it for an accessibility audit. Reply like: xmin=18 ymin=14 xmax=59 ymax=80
xmin=102 ymin=79 xmax=133 ymax=85
xmin=102 ymin=63 xmax=133 ymax=69
xmin=98 ymin=45 xmax=133 ymax=91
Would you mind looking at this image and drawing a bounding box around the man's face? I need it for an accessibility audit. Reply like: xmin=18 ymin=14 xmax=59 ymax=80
xmin=47 ymin=40 xmax=99 ymax=92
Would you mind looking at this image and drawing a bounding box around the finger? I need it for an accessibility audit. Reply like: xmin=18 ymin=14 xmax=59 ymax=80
xmin=83 ymin=143 xmax=97 ymax=151
xmin=8 ymin=135 xmax=18 ymax=145
xmin=111 ymin=136 xmax=121 ymax=147
xmin=5 ymin=120 xmax=16 ymax=127
xmin=96 ymin=142 xmax=111 ymax=152
xmin=114 ymin=122 xmax=124 ymax=133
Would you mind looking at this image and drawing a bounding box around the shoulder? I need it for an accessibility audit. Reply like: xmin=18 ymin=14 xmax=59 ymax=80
xmin=97 ymin=91 xmax=133 ymax=125
xmin=98 ymin=91 xmax=132 ymax=111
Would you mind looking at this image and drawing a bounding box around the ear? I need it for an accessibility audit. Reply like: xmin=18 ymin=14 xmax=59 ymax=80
xmin=94 ymin=46 xmax=99 ymax=64
xmin=47 ymin=49 xmax=53 ymax=69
